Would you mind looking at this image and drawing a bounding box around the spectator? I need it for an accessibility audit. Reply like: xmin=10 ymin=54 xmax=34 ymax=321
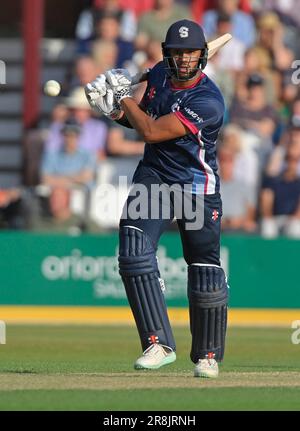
xmin=136 ymin=0 xmax=191 ymax=50
xmin=92 ymin=13 xmax=134 ymax=68
xmin=254 ymin=0 xmax=300 ymax=58
xmin=218 ymin=145 xmax=257 ymax=232
xmin=42 ymin=118 xmax=96 ymax=189
xmin=260 ymin=143 xmax=300 ymax=238
xmin=202 ymin=0 xmax=256 ymax=48
xmin=253 ymin=1 xmax=300 ymax=37
xmin=211 ymin=11 xmax=246 ymax=73
xmin=33 ymin=186 xmax=99 ymax=234
xmin=92 ymin=40 xmax=118 ymax=74
xmin=230 ymin=73 xmax=278 ymax=162
xmin=256 ymin=12 xmax=294 ymax=73
xmin=266 ymin=116 xmax=300 ymax=177
xmin=239 ymin=46 xmax=281 ymax=106
xmin=45 ymin=87 xmax=107 ymax=161
xmin=221 ymin=124 xmax=260 ymax=189
xmin=72 ymin=56 xmax=98 ymax=88
xmin=39 ymin=118 xmax=98 ymax=233
xmin=204 ymin=52 xmax=235 ymax=107
xmin=95 ymin=0 xmax=137 ymax=41
xmin=23 ymin=103 xmax=70 ymax=187
xmin=75 ymin=0 xmax=137 ymax=54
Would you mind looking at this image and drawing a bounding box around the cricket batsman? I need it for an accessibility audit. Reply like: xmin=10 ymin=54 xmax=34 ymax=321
xmin=85 ymin=19 xmax=228 ymax=378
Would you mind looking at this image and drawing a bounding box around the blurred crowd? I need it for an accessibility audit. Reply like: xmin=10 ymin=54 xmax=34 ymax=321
xmin=3 ymin=0 xmax=300 ymax=237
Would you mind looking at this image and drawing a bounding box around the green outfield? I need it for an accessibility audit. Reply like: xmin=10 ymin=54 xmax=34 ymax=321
xmin=0 ymin=325 xmax=299 ymax=411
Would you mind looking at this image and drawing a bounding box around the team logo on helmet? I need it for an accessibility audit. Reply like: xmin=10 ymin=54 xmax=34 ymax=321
xmin=179 ymin=26 xmax=189 ymax=38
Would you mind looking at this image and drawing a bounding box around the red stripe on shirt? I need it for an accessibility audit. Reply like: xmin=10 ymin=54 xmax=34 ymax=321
xmin=199 ymin=147 xmax=209 ymax=194
xmin=174 ymin=111 xmax=198 ymax=134
xmin=170 ymin=72 xmax=205 ymax=90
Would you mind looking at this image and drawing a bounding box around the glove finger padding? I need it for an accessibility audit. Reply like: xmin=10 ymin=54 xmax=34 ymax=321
xmin=105 ymin=69 xmax=132 ymax=89
xmin=92 ymin=74 xmax=107 ymax=96
xmin=84 ymin=84 xmax=99 ymax=107
xmin=91 ymin=89 xmax=122 ymax=120
xmin=105 ymin=69 xmax=133 ymax=103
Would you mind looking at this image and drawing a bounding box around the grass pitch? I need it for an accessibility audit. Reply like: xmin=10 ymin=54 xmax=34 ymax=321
xmin=0 ymin=325 xmax=299 ymax=410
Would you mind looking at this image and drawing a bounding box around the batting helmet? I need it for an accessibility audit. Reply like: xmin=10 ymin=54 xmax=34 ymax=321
xmin=162 ymin=19 xmax=208 ymax=81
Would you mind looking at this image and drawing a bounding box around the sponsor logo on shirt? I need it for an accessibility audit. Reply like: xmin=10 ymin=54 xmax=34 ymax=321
xmin=184 ymin=107 xmax=203 ymax=124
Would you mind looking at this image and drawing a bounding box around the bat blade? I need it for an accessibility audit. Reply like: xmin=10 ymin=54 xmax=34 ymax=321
xmin=207 ymin=33 xmax=232 ymax=59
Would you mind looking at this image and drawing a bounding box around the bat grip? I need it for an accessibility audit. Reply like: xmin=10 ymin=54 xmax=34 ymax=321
xmin=131 ymin=69 xmax=150 ymax=85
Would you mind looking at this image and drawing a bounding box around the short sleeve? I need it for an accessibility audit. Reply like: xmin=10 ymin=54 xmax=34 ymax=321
xmin=261 ymin=175 xmax=277 ymax=190
xmin=174 ymin=96 xmax=224 ymax=135
xmin=41 ymin=151 xmax=57 ymax=175
xmin=245 ymin=183 xmax=257 ymax=207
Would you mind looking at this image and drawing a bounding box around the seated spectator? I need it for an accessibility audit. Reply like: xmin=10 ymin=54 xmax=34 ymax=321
xmin=260 ymin=144 xmax=300 ymax=238
xmin=76 ymin=0 xmax=138 ymax=54
xmin=202 ymin=0 xmax=256 ymax=48
xmin=68 ymin=56 xmax=98 ymax=91
xmin=230 ymin=73 xmax=278 ymax=162
xmin=256 ymin=12 xmax=294 ymax=73
xmin=45 ymin=87 xmax=107 ymax=161
xmin=42 ymin=118 xmax=96 ymax=189
xmin=211 ymin=11 xmax=246 ymax=73
xmin=92 ymin=40 xmax=118 ymax=75
xmin=238 ymin=46 xmax=281 ymax=106
xmin=38 ymin=119 xmax=98 ymax=233
xmin=91 ymin=13 xmax=134 ymax=69
xmin=265 ymin=116 xmax=300 ymax=177
xmin=253 ymin=0 xmax=300 ymax=57
xmin=136 ymin=0 xmax=191 ymax=50
xmin=218 ymin=145 xmax=257 ymax=232
xmin=23 ymin=104 xmax=70 ymax=187
xmin=253 ymin=0 xmax=300 ymax=28
xmin=125 ymin=37 xmax=163 ymax=80
xmin=221 ymin=124 xmax=260 ymax=189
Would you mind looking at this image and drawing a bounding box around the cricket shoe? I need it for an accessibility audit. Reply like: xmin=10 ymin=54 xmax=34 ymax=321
xmin=134 ymin=344 xmax=176 ymax=370
xmin=194 ymin=356 xmax=219 ymax=378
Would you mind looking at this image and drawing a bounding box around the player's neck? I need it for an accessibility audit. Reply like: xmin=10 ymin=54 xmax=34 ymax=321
xmin=171 ymin=71 xmax=203 ymax=89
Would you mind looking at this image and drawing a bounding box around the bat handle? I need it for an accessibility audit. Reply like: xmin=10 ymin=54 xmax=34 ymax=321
xmin=131 ymin=69 xmax=151 ymax=85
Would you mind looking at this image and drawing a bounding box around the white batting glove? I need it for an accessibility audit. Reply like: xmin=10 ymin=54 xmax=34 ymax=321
xmin=105 ymin=69 xmax=133 ymax=103
xmin=85 ymin=76 xmax=122 ymax=120
xmin=85 ymin=74 xmax=107 ymax=104
xmin=92 ymin=87 xmax=122 ymax=120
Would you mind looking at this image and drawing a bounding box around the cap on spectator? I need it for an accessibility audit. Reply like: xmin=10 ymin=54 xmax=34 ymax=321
xmin=66 ymin=87 xmax=91 ymax=110
xmin=61 ymin=117 xmax=82 ymax=135
xmin=258 ymin=12 xmax=280 ymax=29
xmin=217 ymin=11 xmax=231 ymax=24
xmin=290 ymin=115 xmax=300 ymax=130
xmin=247 ymin=73 xmax=265 ymax=88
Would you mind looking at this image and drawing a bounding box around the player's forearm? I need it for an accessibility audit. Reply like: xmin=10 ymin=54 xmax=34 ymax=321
xmin=121 ymin=98 xmax=155 ymax=142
